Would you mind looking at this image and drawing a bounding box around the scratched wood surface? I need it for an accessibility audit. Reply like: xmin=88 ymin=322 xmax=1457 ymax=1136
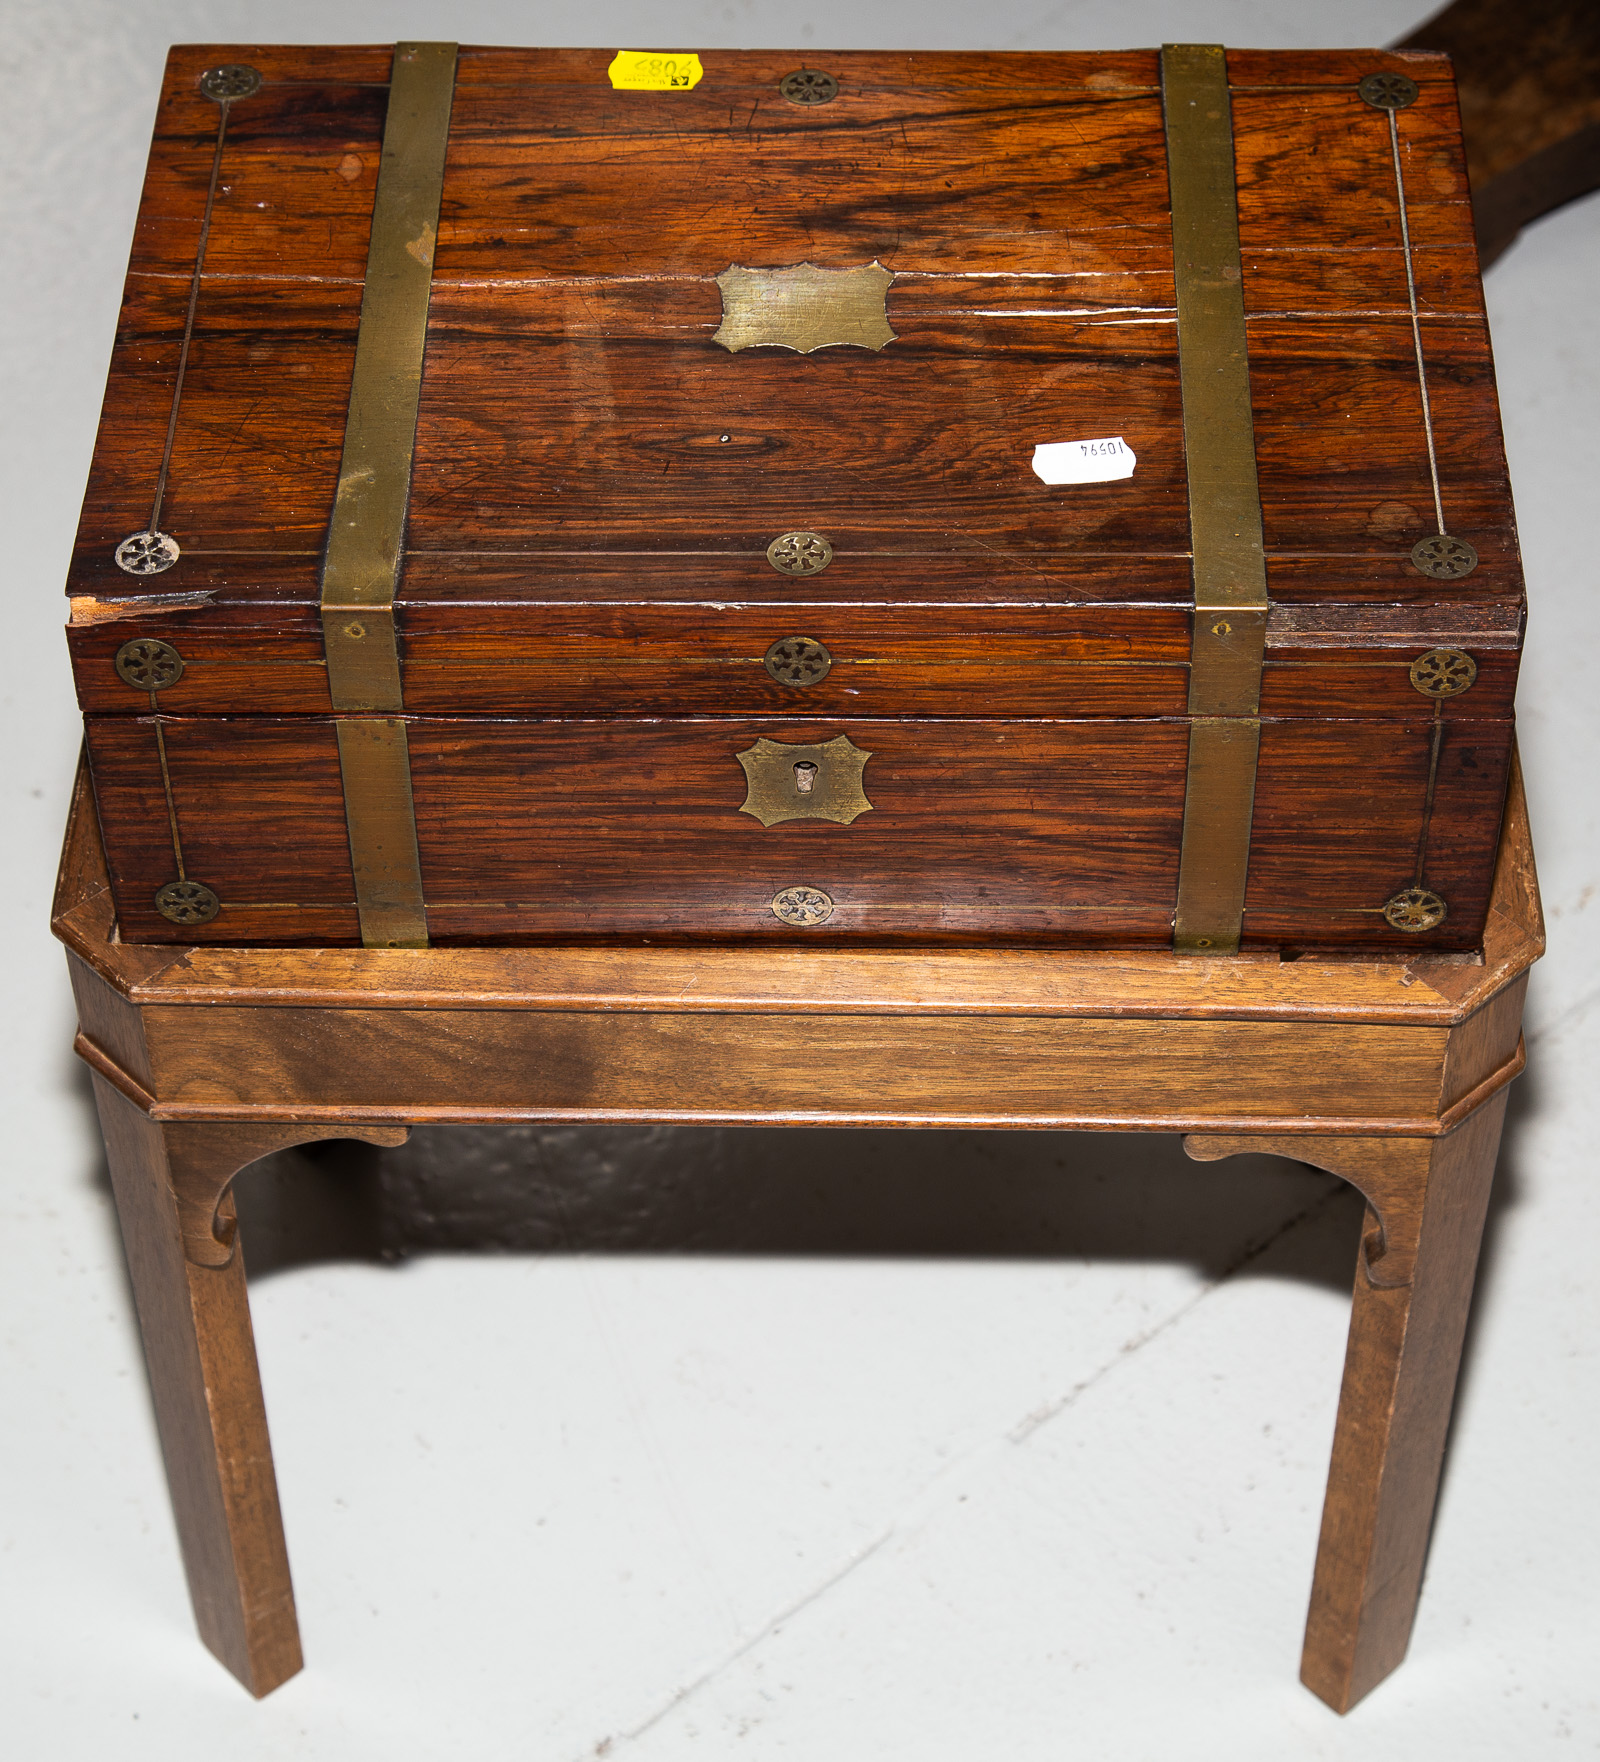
xmin=70 ymin=602 xmax=1522 ymax=719
xmin=65 ymin=45 xmax=1514 ymax=594
xmin=62 ymin=46 xmax=1524 ymax=946
xmin=55 ymin=749 xmax=1538 ymax=1140
xmin=81 ymin=710 xmax=1510 ymax=948
xmin=52 ymin=750 xmax=1544 ymax=1024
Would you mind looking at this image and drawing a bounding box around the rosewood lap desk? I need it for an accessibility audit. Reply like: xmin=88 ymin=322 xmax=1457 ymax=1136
xmin=55 ymin=753 xmax=1541 ymax=1714
xmin=74 ymin=45 xmax=1522 ymax=959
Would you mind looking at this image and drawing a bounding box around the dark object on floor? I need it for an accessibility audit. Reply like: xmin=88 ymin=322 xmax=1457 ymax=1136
xmin=1399 ymin=0 xmax=1600 ymax=264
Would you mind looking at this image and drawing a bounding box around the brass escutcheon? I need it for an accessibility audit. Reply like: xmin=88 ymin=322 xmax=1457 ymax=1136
xmin=736 ymin=734 xmax=873 ymax=826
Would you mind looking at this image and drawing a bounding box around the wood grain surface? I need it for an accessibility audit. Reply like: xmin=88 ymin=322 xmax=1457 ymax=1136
xmin=62 ymin=45 xmax=1524 ymax=948
xmin=55 ymin=659 xmax=1539 ymax=1713
xmin=65 ymin=44 xmax=1514 ymax=595
xmin=50 ymin=746 xmax=1544 ymax=1031
xmin=80 ymin=711 xmax=1511 ymax=948
xmin=91 ymin=1072 xmax=304 ymax=1697
xmin=70 ymin=605 xmax=1520 ymax=719
xmin=56 ymin=751 xmax=1537 ymax=1143
xmin=1190 ymin=1097 xmax=1511 ymax=1711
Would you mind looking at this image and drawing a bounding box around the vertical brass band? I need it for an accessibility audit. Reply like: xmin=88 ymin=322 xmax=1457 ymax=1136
xmin=321 ymin=41 xmax=457 ymax=947
xmin=1162 ymin=43 xmax=1269 ymax=954
xmin=334 ymin=720 xmax=429 ymax=947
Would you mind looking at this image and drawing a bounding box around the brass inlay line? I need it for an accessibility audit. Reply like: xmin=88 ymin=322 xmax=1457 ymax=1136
xmin=398 ymin=548 xmax=1197 ymax=559
xmin=1162 ymin=43 xmax=1270 ymax=955
xmin=1384 ymin=106 xmax=1447 ymax=535
xmin=1414 ymin=702 xmax=1445 ymax=886
xmin=149 ymin=98 xmax=232 ymax=535
xmin=151 ymin=717 xmax=186 ymax=879
xmin=320 ymin=41 xmax=458 ymax=948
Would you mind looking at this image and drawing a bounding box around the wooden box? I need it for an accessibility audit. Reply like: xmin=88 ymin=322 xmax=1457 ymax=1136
xmin=65 ymin=43 xmax=1523 ymax=952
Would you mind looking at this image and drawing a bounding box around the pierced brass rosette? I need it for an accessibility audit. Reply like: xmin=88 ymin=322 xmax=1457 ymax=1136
xmin=114 ymin=637 xmax=185 ymax=691
xmin=1408 ymin=649 xmax=1477 ymax=698
xmin=766 ymin=531 xmax=833 ymax=576
xmin=1357 ymin=71 xmax=1419 ymax=110
xmin=1410 ymin=535 xmax=1478 ymax=580
xmin=771 ymin=885 xmax=835 ymax=927
xmin=1382 ymin=887 xmax=1447 ymax=933
xmin=155 ymin=879 xmax=221 ymax=926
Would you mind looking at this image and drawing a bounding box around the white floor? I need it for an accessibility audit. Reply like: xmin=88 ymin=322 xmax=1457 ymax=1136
xmin=3 ymin=2 xmax=1598 ymax=1756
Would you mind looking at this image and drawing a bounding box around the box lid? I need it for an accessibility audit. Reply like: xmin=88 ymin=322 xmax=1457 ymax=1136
xmin=66 ymin=44 xmax=1522 ymax=627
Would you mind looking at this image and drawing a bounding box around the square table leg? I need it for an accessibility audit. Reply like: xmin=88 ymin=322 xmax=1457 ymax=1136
xmin=92 ymin=1073 xmax=304 ymax=1696
xmin=1189 ymin=1089 xmax=1508 ymax=1712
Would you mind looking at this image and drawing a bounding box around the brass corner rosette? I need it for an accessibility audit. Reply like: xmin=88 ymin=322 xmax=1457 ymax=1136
xmin=320 ymin=42 xmax=458 ymax=948
xmin=1162 ymin=44 xmax=1270 ymax=955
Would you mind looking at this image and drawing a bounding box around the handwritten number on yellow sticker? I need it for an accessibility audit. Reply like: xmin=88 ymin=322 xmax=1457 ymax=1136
xmin=608 ymin=51 xmax=704 ymax=91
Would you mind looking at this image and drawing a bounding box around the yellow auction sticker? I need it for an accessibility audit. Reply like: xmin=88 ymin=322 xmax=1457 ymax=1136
xmin=608 ymin=51 xmax=703 ymax=90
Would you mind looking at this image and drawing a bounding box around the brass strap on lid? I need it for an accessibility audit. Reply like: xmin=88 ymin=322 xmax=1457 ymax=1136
xmin=1161 ymin=43 xmax=1270 ymax=955
xmin=320 ymin=41 xmax=457 ymax=947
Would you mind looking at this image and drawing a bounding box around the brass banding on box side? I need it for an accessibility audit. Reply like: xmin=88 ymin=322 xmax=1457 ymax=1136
xmin=333 ymin=720 xmax=429 ymax=949
xmin=320 ymin=41 xmax=457 ymax=947
xmin=1162 ymin=42 xmax=1270 ymax=955
xmin=1172 ymin=718 xmax=1262 ymax=952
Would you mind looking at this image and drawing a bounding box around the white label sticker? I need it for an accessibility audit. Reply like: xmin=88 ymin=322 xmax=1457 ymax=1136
xmin=1031 ymin=436 xmax=1137 ymax=485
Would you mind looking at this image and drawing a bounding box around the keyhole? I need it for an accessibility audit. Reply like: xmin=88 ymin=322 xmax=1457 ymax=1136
xmin=793 ymin=762 xmax=818 ymax=794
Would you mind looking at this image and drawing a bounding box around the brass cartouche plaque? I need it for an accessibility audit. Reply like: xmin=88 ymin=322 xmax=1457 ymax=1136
xmin=1383 ymin=887 xmax=1447 ymax=932
xmin=713 ymin=261 xmax=896 ymax=354
xmin=736 ymin=734 xmax=873 ymax=827
xmin=771 ymin=885 xmax=835 ymax=927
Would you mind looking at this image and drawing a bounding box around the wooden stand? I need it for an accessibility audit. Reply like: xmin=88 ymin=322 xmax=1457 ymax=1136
xmin=53 ymin=758 xmax=1542 ymax=1712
